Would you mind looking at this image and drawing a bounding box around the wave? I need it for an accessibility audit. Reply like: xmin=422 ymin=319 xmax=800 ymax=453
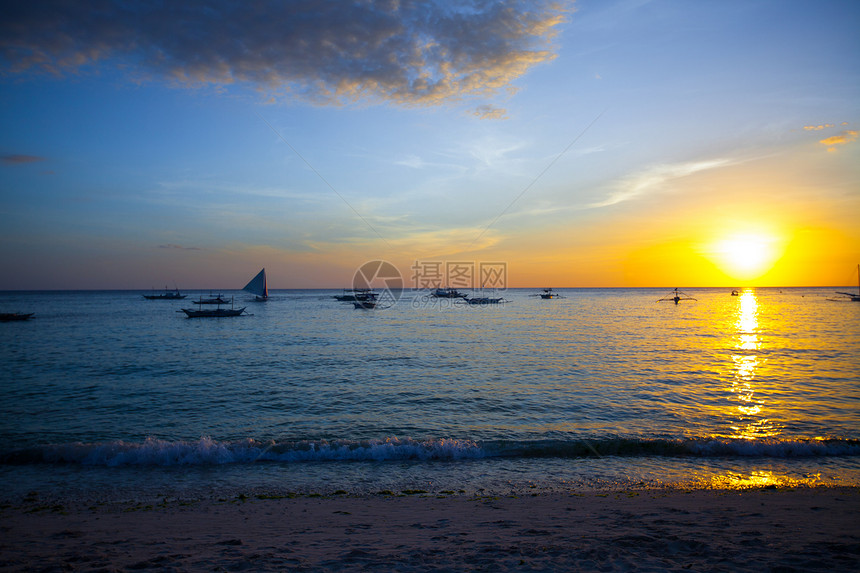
xmin=2 ymin=436 xmax=860 ymax=467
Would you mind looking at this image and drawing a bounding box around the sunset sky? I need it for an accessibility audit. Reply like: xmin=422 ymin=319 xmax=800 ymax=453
xmin=1 ymin=0 xmax=858 ymax=290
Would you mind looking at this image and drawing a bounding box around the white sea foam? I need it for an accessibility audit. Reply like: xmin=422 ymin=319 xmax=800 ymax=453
xmin=7 ymin=436 xmax=858 ymax=467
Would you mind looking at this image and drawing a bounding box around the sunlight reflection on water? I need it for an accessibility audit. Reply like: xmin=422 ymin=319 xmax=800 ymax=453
xmin=726 ymin=290 xmax=777 ymax=440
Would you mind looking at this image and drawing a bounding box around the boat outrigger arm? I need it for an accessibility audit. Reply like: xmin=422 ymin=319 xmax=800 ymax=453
xmin=657 ymin=288 xmax=696 ymax=303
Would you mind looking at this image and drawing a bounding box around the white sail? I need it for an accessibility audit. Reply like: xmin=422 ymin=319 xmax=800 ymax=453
xmin=243 ymin=268 xmax=268 ymax=299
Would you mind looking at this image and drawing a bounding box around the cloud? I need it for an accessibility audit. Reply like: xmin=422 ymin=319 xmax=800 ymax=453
xmin=1 ymin=154 xmax=46 ymax=165
xmin=803 ymin=124 xmax=834 ymax=131
xmin=590 ymin=158 xmax=733 ymax=208
xmin=0 ymin=0 xmax=570 ymax=106
xmin=819 ymin=130 xmax=858 ymax=152
xmin=471 ymin=104 xmax=508 ymax=120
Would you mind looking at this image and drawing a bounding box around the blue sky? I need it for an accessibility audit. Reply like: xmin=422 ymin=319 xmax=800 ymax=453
xmin=1 ymin=0 xmax=858 ymax=289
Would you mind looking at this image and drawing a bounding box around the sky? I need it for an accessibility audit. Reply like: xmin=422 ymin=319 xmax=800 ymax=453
xmin=1 ymin=0 xmax=858 ymax=290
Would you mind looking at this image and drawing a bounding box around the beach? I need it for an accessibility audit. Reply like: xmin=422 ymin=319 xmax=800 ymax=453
xmin=2 ymin=486 xmax=858 ymax=572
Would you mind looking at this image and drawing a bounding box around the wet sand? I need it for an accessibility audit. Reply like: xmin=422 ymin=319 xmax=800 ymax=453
xmin=2 ymin=487 xmax=858 ymax=571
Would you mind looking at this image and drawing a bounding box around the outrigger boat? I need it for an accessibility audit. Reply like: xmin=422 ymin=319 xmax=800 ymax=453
xmin=657 ymin=288 xmax=697 ymax=304
xmin=0 ymin=312 xmax=34 ymax=321
xmin=464 ymin=296 xmax=506 ymax=305
xmin=334 ymin=289 xmax=378 ymax=302
xmin=537 ymin=288 xmax=561 ymax=299
xmin=431 ymin=287 xmax=467 ymax=299
xmin=835 ymin=264 xmax=860 ymax=302
xmin=143 ymin=287 xmax=186 ymax=300
xmin=243 ymin=268 xmax=268 ymax=302
xmin=462 ymin=290 xmax=508 ymax=305
xmin=181 ymin=296 xmax=245 ymax=318
xmin=191 ymin=293 xmax=231 ymax=305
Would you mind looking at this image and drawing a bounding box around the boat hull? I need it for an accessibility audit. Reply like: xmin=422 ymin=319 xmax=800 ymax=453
xmin=181 ymin=308 xmax=246 ymax=318
xmin=431 ymin=289 xmax=466 ymax=298
xmin=143 ymin=294 xmax=186 ymax=300
xmin=0 ymin=312 xmax=34 ymax=321
xmin=465 ymin=297 xmax=504 ymax=305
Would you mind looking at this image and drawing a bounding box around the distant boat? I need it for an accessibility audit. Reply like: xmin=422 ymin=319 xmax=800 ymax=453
xmin=464 ymin=297 xmax=506 ymax=305
xmin=243 ymin=268 xmax=269 ymax=302
xmin=143 ymin=287 xmax=186 ymax=300
xmin=334 ymin=289 xmax=378 ymax=302
xmin=192 ymin=293 xmax=230 ymax=305
xmin=463 ymin=292 xmax=507 ymax=305
xmin=0 ymin=312 xmax=34 ymax=322
xmin=538 ymin=288 xmax=561 ymax=299
xmin=835 ymin=264 xmax=860 ymax=302
xmin=657 ymin=288 xmax=696 ymax=304
xmin=731 ymin=290 xmax=739 ymax=296
xmin=353 ymin=300 xmax=377 ymax=309
xmin=181 ymin=297 xmax=246 ymax=318
xmin=431 ymin=287 xmax=467 ymax=299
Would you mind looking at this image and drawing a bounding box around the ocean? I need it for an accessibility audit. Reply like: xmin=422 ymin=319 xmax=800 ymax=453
xmin=1 ymin=287 xmax=858 ymax=502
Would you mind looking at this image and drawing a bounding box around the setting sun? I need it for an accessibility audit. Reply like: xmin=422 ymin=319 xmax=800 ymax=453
xmin=708 ymin=232 xmax=782 ymax=281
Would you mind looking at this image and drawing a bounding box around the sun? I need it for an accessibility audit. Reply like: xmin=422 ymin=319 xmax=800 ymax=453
xmin=708 ymin=231 xmax=781 ymax=281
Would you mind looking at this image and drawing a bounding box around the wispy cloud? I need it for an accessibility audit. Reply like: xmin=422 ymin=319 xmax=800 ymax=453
xmin=0 ymin=1 xmax=570 ymax=107
xmin=819 ymin=130 xmax=858 ymax=153
xmin=1 ymin=154 xmax=46 ymax=165
xmin=590 ymin=158 xmax=733 ymax=208
xmin=803 ymin=124 xmax=835 ymax=131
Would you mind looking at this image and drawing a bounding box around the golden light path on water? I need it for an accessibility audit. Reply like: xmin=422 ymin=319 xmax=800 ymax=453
xmin=701 ymin=289 xmax=823 ymax=490
xmin=728 ymin=289 xmax=776 ymax=440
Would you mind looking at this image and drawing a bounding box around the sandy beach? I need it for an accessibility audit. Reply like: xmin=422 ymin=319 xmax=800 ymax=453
xmin=2 ymin=487 xmax=858 ymax=571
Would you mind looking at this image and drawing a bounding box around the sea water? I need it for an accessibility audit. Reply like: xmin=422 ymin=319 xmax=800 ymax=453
xmin=1 ymin=288 xmax=858 ymax=501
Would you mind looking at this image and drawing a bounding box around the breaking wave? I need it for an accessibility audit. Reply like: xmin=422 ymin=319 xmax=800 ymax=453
xmin=2 ymin=436 xmax=859 ymax=467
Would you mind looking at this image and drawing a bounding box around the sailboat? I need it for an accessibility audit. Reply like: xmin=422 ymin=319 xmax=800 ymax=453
xmin=835 ymin=264 xmax=860 ymax=302
xmin=243 ymin=268 xmax=268 ymax=302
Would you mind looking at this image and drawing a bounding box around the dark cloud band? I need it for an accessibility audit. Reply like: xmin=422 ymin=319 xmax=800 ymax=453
xmin=1 ymin=0 xmax=568 ymax=105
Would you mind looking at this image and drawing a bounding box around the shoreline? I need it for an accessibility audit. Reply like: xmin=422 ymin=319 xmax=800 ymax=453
xmin=2 ymin=486 xmax=858 ymax=571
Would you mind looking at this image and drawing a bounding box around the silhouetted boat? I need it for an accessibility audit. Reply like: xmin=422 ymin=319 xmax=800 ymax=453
xmin=835 ymin=264 xmax=860 ymax=302
xmin=431 ymin=287 xmax=467 ymax=298
xmin=192 ymin=293 xmax=230 ymax=305
xmin=181 ymin=297 xmax=245 ymax=318
xmin=334 ymin=289 xmax=378 ymax=302
xmin=657 ymin=288 xmax=696 ymax=304
xmin=353 ymin=300 xmax=377 ymax=309
xmin=143 ymin=287 xmax=186 ymax=300
xmin=463 ymin=291 xmax=507 ymax=305
xmin=243 ymin=268 xmax=268 ymax=301
xmin=539 ymin=288 xmax=561 ymax=299
xmin=731 ymin=290 xmax=739 ymax=296
xmin=0 ymin=312 xmax=34 ymax=321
